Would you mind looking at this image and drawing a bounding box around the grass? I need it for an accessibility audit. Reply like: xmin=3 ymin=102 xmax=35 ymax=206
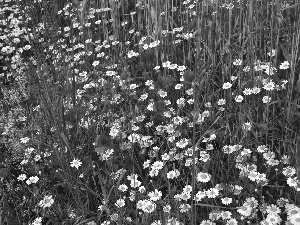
xmin=0 ymin=0 xmax=300 ymax=224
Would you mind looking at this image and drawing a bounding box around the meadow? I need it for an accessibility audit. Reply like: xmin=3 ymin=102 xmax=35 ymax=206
xmin=0 ymin=0 xmax=300 ymax=224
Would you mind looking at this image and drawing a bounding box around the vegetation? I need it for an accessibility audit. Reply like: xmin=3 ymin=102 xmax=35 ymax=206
xmin=1 ymin=0 xmax=300 ymax=224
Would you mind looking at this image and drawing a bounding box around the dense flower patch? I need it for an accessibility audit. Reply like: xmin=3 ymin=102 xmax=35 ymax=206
xmin=0 ymin=0 xmax=300 ymax=224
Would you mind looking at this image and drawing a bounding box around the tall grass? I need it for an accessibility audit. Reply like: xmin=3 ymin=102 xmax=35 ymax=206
xmin=0 ymin=0 xmax=300 ymax=224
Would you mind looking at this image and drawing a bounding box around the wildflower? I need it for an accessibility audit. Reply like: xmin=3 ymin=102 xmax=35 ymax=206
xmin=257 ymin=145 xmax=268 ymax=153
xmin=148 ymin=189 xmax=162 ymax=201
xmin=226 ymin=218 xmax=238 ymax=225
xmin=248 ymin=171 xmax=258 ymax=181
xmin=115 ymin=199 xmax=125 ymax=208
xmin=254 ymin=63 xmax=264 ymax=71
xmin=139 ymin=93 xmax=148 ymax=101
xmin=233 ymin=59 xmax=242 ymax=66
xmin=167 ymin=169 xmax=180 ymax=179
xmin=242 ymin=122 xmax=252 ymax=131
xmin=286 ymin=204 xmax=300 ymax=217
xmin=217 ymin=99 xmax=226 ymax=105
xmin=106 ymin=71 xmax=116 ymax=76
xmin=186 ymin=88 xmax=193 ymax=95
xmin=202 ymin=110 xmax=210 ymax=118
xmin=265 ymin=213 xmax=281 ymax=224
xmin=197 ymin=172 xmax=211 ymax=182
xmin=222 ymin=82 xmax=232 ymax=89
xmin=163 ymin=204 xmax=171 ymax=213
xmin=237 ymin=205 xmax=252 ymax=217
xmin=130 ymin=84 xmax=138 ymax=89
xmin=264 ymin=66 xmax=277 ymax=75
xmin=168 ymin=64 xmax=178 ymax=70
xmin=178 ymin=191 xmax=190 ymax=201
xmin=39 ymin=195 xmax=54 ymax=208
xmin=234 ymin=95 xmax=243 ymax=103
xmin=263 ymin=151 xmax=275 ymax=160
xmin=176 ymin=138 xmax=189 ymax=148
xmin=20 ymin=137 xmax=30 ymax=143
xmin=162 ymin=153 xmax=170 ymax=161
xmin=147 ymin=102 xmax=154 ymax=111
xmin=262 ymin=96 xmax=271 ymax=103
xmin=221 ymin=197 xmax=232 ymax=205
xmin=252 ymin=87 xmax=261 ymax=94
xmin=266 ymin=158 xmax=279 ymax=166
xmin=267 ymin=49 xmax=276 ymax=57
xmin=206 ymin=144 xmax=214 ymax=151
xmin=26 ymin=176 xmax=39 ymax=185
xmin=243 ymin=88 xmax=252 ymax=95
xmin=206 ymin=188 xmax=219 ymax=198
xmin=221 ymin=211 xmax=232 ymax=220
xmin=162 ymin=61 xmax=171 ymax=68
xmin=92 ymin=61 xmax=99 ymax=67
xmin=143 ymin=200 xmax=157 ymax=213
xmin=21 ymin=159 xmax=29 ymax=165
xmin=110 ymin=213 xmax=118 ymax=221
xmin=145 ymin=80 xmax=153 ymax=86
xmin=34 ymin=155 xmax=41 ymax=161
xmin=282 ymin=166 xmax=296 ymax=177
xmin=128 ymin=175 xmax=141 ymax=188
xmin=277 ymin=198 xmax=289 ymax=208
xmin=179 ymin=203 xmax=191 ymax=213
xmin=289 ymin=213 xmax=300 ymax=224
xmin=151 ymin=220 xmax=162 ymax=225
xmin=281 ymin=155 xmax=290 ymax=164
xmin=118 ymin=184 xmax=128 ymax=192
xmin=139 ymin=186 xmax=146 ymax=193
xmin=209 ymin=211 xmax=221 ymax=221
xmin=226 ymin=3 xmax=234 ymax=9
xmin=143 ymin=159 xmax=151 ymax=169
xmin=232 ymin=185 xmax=243 ymax=195
xmin=151 ymin=161 xmax=164 ymax=171
xmin=266 ymin=204 xmax=281 ymax=214
xmin=243 ymin=66 xmax=250 ymax=72
xmin=195 ymin=191 xmax=206 ymax=201
xmin=17 ymin=174 xmax=27 ymax=181
xmin=127 ymin=50 xmax=139 ymax=58
xmin=143 ymin=44 xmax=149 ymax=49
xmin=70 ymin=158 xmax=82 ymax=169
xmin=177 ymin=65 xmax=186 ymax=71
xmin=263 ymin=81 xmax=275 ymax=91
xmin=158 ymin=90 xmax=167 ymax=98
xmin=31 ymin=217 xmax=43 ymax=225
xmin=175 ymin=83 xmax=183 ymax=89
xmin=200 ymin=220 xmax=216 ymax=225
xmin=109 ymin=127 xmax=119 ymax=138
xmin=231 ymin=76 xmax=238 ymax=81
xmin=149 ymin=65 xmax=159 ymax=71
xmin=164 ymin=100 xmax=171 ymax=105
xmin=69 ymin=211 xmax=76 ymax=218
xmin=279 ymin=61 xmax=289 ymax=70
xmin=287 ymin=177 xmax=298 ymax=188
xmin=256 ymin=173 xmax=268 ymax=182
